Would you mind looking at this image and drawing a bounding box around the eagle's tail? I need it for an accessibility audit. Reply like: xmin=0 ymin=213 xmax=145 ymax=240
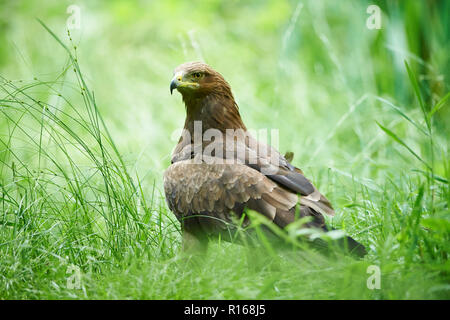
xmin=312 ymin=232 xmax=367 ymax=257
xmin=336 ymin=235 xmax=367 ymax=257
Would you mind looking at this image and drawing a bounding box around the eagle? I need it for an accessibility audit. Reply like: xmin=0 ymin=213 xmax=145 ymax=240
xmin=164 ymin=61 xmax=366 ymax=256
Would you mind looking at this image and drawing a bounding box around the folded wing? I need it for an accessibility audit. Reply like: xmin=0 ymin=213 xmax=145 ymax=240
xmin=164 ymin=155 xmax=331 ymax=237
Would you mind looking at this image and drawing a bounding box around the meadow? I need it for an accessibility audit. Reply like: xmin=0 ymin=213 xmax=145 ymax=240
xmin=0 ymin=0 xmax=449 ymax=299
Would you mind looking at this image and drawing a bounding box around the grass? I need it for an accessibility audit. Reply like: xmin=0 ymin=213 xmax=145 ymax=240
xmin=0 ymin=1 xmax=449 ymax=299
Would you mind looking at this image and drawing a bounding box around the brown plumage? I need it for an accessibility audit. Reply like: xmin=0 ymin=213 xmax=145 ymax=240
xmin=164 ymin=61 xmax=365 ymax=256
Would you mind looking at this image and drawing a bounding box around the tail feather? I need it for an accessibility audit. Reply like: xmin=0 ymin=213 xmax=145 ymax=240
xmin=337 ymin=236 xmax=367 ymax=257
xmin=311 ymin=231 xmax=367 ymax=257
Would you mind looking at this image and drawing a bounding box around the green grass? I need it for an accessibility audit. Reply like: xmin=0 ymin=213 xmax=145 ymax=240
xmin=0 ymin=0 xmax=449 ymax=299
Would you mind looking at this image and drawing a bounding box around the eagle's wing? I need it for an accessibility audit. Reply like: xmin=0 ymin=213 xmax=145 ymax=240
xmin=221 ymin=134 xmax=336 ymax=217
xmin=164 ymin=155 xmax=327 ymax=239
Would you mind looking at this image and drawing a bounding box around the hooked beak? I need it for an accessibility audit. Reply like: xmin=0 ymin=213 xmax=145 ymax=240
xmin=170 ymin=72 xmax=200 ymax=95
xmin=170 ymin=72 xmax=183 ymax=95
xmin=170 ymin=79 xmax=178 ymax=95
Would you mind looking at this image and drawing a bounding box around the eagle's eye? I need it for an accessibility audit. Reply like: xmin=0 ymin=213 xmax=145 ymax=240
xmin=192 ymin=72 xmax=202 ymax=79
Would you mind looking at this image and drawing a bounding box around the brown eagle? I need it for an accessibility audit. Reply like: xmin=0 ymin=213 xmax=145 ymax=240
xmin=164 ymin=61 xmax=365 ymax=256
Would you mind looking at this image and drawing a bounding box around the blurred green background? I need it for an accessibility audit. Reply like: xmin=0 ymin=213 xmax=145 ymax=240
xmin=0 ymin=0 xmax=449 ymax=299
xmin=1 ymin=0 xmax=448 ymax=177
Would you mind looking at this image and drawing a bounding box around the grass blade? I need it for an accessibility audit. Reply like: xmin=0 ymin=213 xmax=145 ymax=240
xmin=404 ymin=60 xmax=430 ymax=131
xmin=428 ymin=92 xmax=450 ymax=120
xmin=376 ymin=121 xmax=432 ymax=170
xmin=375 ymin=96 xmax=429 ymax=136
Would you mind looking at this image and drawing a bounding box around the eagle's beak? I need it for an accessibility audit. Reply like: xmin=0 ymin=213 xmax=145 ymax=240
xmin=170 ymin=73 xmax=183 ymax=95
xmin=170 ymin=79 xmax=178 ymax=95
xmin=170 ymin=72 xmax=199 ymax=95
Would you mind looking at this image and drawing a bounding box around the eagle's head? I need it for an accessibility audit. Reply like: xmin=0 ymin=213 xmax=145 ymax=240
xmin=170 ymin=61 xmax=245 ymax=131
xmin=170 ymin=61 xmax=232 ymax=99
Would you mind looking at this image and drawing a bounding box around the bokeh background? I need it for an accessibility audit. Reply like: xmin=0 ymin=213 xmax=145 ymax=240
xmin=0 ymin=0 xmax=449 ymax=299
